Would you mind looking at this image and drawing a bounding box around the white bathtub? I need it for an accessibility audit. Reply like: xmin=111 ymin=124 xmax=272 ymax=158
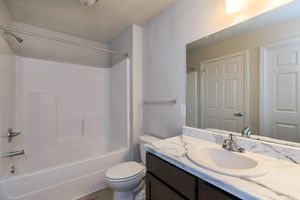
xmin=0 ymin=147 xmax=129 ymax=200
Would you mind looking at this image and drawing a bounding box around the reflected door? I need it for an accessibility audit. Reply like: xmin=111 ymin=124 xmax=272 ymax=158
xmin=187 ymin=71 xmax=198 ymax=127
xmin=201 ymin=53 xmax=245 ymax=132
xmin=262 ymin=39 xmax=300 ymax=142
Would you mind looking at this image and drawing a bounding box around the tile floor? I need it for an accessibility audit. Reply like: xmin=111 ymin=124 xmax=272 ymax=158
xmin=77 ymin=187 xmax=146 ymax=200
xmin=77 ymin=188 xmax=113 ymax=200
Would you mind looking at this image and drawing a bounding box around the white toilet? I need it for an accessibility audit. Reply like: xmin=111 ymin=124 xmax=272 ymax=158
xmin=105 ymin=135 xmax=160 ymax=200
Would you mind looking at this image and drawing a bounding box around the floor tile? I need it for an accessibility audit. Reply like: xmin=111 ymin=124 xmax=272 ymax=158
xmin=77 ymin=188 xmax=113 ymax=200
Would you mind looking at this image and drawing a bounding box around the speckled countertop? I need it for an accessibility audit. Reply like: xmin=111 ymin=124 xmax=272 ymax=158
xmin=145 ymin=135 xmax=300 ymax=200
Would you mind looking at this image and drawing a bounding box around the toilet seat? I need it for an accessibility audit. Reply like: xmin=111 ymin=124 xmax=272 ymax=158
xmin=106 ymin=169 xmax=146 ymax=183
xmin=105 ymin=162 xmax=145 ymax=182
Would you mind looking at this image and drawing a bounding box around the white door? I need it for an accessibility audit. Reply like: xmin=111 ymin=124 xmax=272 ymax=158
xmin=262 ymin=39 xmax=300 ymax=142
xmin=201 ymin=53 xmax=246 ymax=132
xmin=187 ymin=71 xmax=198 ymax=127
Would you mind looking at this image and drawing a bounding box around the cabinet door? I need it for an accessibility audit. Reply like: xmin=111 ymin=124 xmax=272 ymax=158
xmin=146 ymin=172 xmax=185 ymax=200
xmin=147 ymin=153 xmax=196 ymax=199
xmin=198 ymin=180 xmax=240 ymax=200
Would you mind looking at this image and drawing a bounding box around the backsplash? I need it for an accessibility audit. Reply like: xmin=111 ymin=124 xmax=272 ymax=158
xmin=182 ymin=126 xmax=300 ymax=164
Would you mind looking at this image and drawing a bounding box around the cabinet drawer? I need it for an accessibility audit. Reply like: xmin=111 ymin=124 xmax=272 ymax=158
xmin=146 ymin=172 xmax=185 ymax=200
xmin=198 ymin=180 xmax=240 ymax=200
xmin=146 ymin=153 xmax=197 ymax=200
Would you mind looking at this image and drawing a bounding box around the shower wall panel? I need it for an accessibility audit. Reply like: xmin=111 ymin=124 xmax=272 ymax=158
xmin=0 ymin=37 xmax=15 ymax=179
xmin=110 ymin=59 xmax=130 ymax=148
xmin=14 ymin=56 xmax=111 ymax=173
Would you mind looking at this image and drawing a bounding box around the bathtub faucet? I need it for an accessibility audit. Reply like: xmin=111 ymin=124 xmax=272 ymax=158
xmin=2 ymin=128 xmax=22 ymax=142
xmin=1 ymin=150 xmax=25 ymax=158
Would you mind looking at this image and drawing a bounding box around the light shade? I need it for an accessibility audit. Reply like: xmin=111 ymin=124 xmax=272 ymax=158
xmin=78 ymin=0 xmax=98 ymax=6
xmin=226 ymin=0 xmax=246 ymax=13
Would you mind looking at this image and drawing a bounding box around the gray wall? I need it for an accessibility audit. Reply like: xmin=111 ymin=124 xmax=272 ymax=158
xmin=8 ymin=21 xmax=111 ymax=68
xmin=111 ymin=25 xmax=143 ymax=161
xmin=142 ymin=0 xmax=297 ymax=138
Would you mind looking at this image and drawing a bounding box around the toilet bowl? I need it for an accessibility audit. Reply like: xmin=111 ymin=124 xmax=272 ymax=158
xmin=105 ymin=135 xmax=160 ymax=200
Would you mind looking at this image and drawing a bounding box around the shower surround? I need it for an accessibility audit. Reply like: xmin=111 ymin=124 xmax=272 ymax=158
xmin=0 ymin=57 xmax=130 ymax=200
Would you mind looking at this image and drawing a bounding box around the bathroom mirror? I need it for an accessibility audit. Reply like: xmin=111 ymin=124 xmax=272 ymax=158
xmin=186 ymin=5 xmax=300 ymax=145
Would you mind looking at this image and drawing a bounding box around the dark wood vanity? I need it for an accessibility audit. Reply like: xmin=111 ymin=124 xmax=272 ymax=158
xmin=146 ymin=153 xmax=240 ymax=200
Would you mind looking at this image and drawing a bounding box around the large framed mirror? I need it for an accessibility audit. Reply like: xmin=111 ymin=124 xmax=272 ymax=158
xmin=186 ymin=4 xmax=300 ymax=146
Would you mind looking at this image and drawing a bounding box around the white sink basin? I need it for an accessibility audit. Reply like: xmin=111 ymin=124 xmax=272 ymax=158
xmin=187 ymin=146 xmax=269 ymax=177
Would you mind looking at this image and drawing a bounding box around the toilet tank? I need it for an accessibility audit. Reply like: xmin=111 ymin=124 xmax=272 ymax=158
xmin=139 ymin=135 xmax=160 ymax=164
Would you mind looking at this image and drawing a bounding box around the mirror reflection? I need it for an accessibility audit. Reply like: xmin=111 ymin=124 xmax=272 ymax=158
xmin=186 ymin=14 xmax=300 ymax=143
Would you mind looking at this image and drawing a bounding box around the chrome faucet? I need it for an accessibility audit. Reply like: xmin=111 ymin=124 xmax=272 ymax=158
xmin=242 ymin=126 xmax=252 ymax=138
xmin=1 ymin=150 xmax=25 ymax=158
xmin=222 ymin=134 xmax=245 ymax=153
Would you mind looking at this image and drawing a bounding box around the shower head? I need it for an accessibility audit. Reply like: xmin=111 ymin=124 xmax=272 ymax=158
xmin=4 ymin=30 xmax=23 ymax=43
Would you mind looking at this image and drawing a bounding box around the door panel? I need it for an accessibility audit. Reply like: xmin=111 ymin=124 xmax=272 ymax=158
xmin=275 ymin=123 xmax=298 ymax=141
xmin=208 ymin=81 xmax=219 ymax=109
xmin=202 ymin=53 xmax=245 ymax=132
xmin=263 ymin=41 xmax=300 ymax=142
xmin=224 ymin=118 xmax=237 ymax=131
xmin=224 ymin=79 xmax=237 ymax=110
xmin=208 ymin=117 xmax=219 ymax=129
xmin=276 ymin=73 xmax=297 ymax=112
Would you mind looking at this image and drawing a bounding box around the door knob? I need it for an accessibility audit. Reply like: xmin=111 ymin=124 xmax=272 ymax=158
xmin=233 ymin=112 xmax=243 ymax=117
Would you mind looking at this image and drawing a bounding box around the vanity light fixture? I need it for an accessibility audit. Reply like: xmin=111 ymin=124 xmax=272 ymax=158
xmin=226 ymin=0 xmax=246 ymax=13
xmin=78 ymin=0 xmax=98 ymax=6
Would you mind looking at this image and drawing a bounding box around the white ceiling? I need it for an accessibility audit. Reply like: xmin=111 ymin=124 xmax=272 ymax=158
xmin=4 ymin=0 xmax=175 ymax=43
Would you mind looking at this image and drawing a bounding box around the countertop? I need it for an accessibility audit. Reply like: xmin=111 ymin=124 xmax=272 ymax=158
xmin=145 ymin=135 xmax=300 ymax=200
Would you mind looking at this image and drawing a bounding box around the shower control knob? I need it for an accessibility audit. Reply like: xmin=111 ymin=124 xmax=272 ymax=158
xmin=7 ymin=128 xmax=21 ymax=142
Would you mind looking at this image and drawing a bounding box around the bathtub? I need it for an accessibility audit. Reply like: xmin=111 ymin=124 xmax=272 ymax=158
xmin=0 ymin=146 xmax=129 ymax=200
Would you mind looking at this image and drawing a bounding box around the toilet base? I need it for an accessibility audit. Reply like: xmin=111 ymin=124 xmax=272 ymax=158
xmin=113 ymin=190 xmax=133 ymax=200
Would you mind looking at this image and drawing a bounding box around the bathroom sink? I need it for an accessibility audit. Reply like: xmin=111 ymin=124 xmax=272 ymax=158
xmin=187 ymin=146 xmax=269 ymax=177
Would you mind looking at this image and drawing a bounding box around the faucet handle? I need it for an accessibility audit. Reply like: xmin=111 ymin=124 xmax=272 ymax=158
xmin=237 ymin=148 xmax=245 ymax=153
xmin=3 ymin=128 xmax=22 ymax=143
xmin=222 ymin=134 xmax=245 ymax=153
xmin=222 ymin=135 xmax=233 ymax=150
xmin=8 ymin=128 xmax=21 ymax=137
xmin=229 ymin=134 xmax=236 ymax=141
xmin=242 ymin=126 xmax=252 ymax=138
xmin=222 ymin=142 xmax=229 ymax=150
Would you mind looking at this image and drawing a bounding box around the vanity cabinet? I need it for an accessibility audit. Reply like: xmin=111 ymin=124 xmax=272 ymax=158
xmin=146 ymin=172 xmax=185 ymax=200
xmin=146 ymin=153 xmax=240 ymax=200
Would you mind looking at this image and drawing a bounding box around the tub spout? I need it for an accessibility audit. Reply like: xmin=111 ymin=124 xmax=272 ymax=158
xmin=1 ymin=150 xmax=25 ymax=158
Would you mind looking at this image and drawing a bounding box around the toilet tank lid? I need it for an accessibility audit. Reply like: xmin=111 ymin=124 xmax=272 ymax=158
xmin=139 ymin=135 xmax=160 ymax=144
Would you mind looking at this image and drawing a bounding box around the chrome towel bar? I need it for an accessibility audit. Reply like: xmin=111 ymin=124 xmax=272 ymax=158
xmin=144 ymin=99 xmax=176 ymax=105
